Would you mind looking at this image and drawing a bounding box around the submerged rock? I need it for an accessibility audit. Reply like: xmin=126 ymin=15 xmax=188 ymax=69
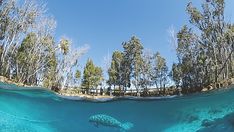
xmin=187 ymin=115 xmax=199 ymax=123
xmin=198 ymin=112 xmax=234 ymax=132
xmin=208 ymin=108 xmax=222 ymax=114
xmin=183 ymin=114 xmax=199 ymax=123
xmin=201 ymin=119 xmax=214 ymax=127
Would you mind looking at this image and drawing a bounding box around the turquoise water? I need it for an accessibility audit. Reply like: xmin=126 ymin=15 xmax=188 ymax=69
xmin=1 ymin=82 xmax=234 ymax=132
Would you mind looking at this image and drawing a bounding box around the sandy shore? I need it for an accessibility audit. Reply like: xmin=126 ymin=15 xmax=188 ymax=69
xmin=57 ymin=92 xmax=116 ymax=102
xmin=56 ymin=91 xmax=178 ymax=102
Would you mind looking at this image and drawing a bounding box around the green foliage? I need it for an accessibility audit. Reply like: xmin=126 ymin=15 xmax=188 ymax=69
xmin=152 ymin=52 xmax=168 ymax=88
xmin=16 ymin=33 xmax=38 ymax=84
xmin=171 ymin=63 xmax=182 ymax=87
xmin=108 ymin=51 xmax=123 ymax=88
xmin=107 ymin=36 xmax=170 ymax=94
xmin=139 ymin=51 xmax=153 ymax=90
xmin=0 ymin=0 xmax=88 ymax=91
xmin=75 ymin=70 xmax=81 ymax=80
xmin=173 ymin=0 xmax=234 ymax=92
xmin=122 ymin=36 xmax=144 ymax=91
xmin=59 ymin=38 xmax=70 ymax=55
xmin=43 ymin=53 xmax=58 ymax=88
xmin=82 ymin=59 xmax=103 ymax=91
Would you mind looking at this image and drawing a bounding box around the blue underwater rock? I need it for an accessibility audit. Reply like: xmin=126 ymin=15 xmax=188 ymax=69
xmin=197 ymin=112 xmax=234 ymax=132
xmin=89 ymin=114 xmax=134 ymax=131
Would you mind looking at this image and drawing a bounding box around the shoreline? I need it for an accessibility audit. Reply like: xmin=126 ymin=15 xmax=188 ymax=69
xmin=56 ymin=92 xmax=116 ymax=102
xmin=0 ymin=75 xmax=234 ymax=102
xmin=56 ymin=92 xmax=178 ymax=102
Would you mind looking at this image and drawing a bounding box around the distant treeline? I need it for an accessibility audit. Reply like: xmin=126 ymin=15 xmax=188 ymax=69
xmin=0 ymin=0 xmax=233 ymax=95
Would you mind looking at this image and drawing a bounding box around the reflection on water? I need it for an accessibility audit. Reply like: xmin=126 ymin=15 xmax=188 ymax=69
xmin=0 ymin=82 xmax=234 ymax=132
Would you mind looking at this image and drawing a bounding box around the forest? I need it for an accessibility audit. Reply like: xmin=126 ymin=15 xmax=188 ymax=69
xmin=0 ymin=0 xmax=233 ymax=96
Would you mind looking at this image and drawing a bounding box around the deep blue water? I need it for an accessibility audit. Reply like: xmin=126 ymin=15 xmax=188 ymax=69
xmin=1 ymin=82 xmax=234 ymax=132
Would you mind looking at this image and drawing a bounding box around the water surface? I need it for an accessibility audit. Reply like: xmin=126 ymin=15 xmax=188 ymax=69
xmin=0 ymin=82 xmax=234 ymax=132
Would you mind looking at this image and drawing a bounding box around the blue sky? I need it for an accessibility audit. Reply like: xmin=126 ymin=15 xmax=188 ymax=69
xmin=46 ymin=0 xmax=234 ymax=74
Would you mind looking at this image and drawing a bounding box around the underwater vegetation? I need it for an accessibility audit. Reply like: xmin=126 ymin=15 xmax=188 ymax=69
xmin=89 ymin=114 xmax=134 ymax=132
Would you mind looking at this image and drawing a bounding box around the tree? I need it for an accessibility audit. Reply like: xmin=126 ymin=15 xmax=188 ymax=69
xmin=82 ymin=59 xmax=103 ymax=94
xmin=122 ymin=36 xmax=144 ymax=93
xmin=0 ymin=0 xmax=54 ymax=79
xmin=171 ymin=63 xmax=182 ymax=88
xmin=120 ymin=54 xmax=131 ymax=93
xmin=15 ymin=32 xmax=57 ymax=85
xmin=56 ymin=38 xmax=89 ymax=89
xmin=60 ymin=38 xmax=70 ymax=55
xmin=16 ymin=33 xmax=38 ymax=84
xmin=92 ymin=67 xmax=103 ymax=93
xmin=139 ymin=50 xmax=154 ymax=93
xmin=152 ymin=52 xmax=168 ymax=88
xmin=75 ymin=70 xmax=81 ymax=80
xmin=107 ymin=51 xmax=123 ymax=91
xmin=0 ymin=0 xmax=89 ymax=90
xmin=176 ymin=25 xmax=199 ymax=89
xmin=43 ymin=52 xmax=58 ymax=88
xmin=74 ymin=69 xmax=81 ymax=87
xmin=172 ymin=0 xmax=234 ymax=92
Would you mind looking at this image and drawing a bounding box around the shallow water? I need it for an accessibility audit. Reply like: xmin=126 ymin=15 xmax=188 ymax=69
xmin=1 ymin=82 xmax=234 ymax=132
